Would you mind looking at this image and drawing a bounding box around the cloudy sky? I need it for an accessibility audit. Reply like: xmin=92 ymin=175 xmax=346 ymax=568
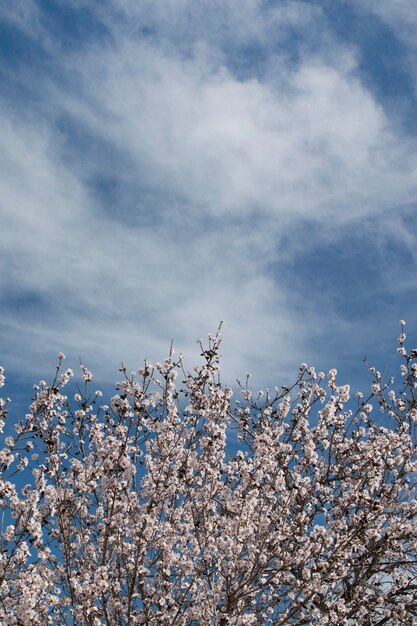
xmin=1 ymin=0 xmax=417 ymax=399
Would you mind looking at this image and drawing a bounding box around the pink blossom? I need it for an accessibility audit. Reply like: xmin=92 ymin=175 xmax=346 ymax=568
xmin=0 ymin=326 xmax=416 ymax=624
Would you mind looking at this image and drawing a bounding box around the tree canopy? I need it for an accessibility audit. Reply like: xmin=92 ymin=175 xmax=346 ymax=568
xmin=0 ymin=322 xmax=416 ymax=625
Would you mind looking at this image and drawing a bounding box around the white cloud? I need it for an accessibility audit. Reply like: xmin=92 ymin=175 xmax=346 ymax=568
xmin=1 ymin=1 xmax=417 ymax=390
xmin=58 ymin=30 xmax=416 ymax=220
xmin=357 ymin=1 xmax=417 ymax=41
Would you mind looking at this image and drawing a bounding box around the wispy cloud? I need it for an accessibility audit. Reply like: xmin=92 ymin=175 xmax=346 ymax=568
xmin=1 ymin=1 xmax=417 ymax=391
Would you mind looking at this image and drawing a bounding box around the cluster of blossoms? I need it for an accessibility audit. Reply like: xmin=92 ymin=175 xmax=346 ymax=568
xmin=0 ymin=322 xmax=416 ymax=625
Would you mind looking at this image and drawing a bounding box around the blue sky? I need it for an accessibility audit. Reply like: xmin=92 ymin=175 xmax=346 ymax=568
xmin=1 ymin=0 xmax=417 ymax=406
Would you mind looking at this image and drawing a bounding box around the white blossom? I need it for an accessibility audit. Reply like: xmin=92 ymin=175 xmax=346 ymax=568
xmin=0 ymin=327 xmax=416 ymax=625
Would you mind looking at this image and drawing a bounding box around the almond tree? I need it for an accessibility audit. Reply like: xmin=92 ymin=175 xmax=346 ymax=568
xmin=0 ymin=322 xmax=416 ymax=625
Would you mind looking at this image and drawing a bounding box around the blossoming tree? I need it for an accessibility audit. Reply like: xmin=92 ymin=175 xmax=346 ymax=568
xmin=0 ymin=322 xmax=416 ymax=625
